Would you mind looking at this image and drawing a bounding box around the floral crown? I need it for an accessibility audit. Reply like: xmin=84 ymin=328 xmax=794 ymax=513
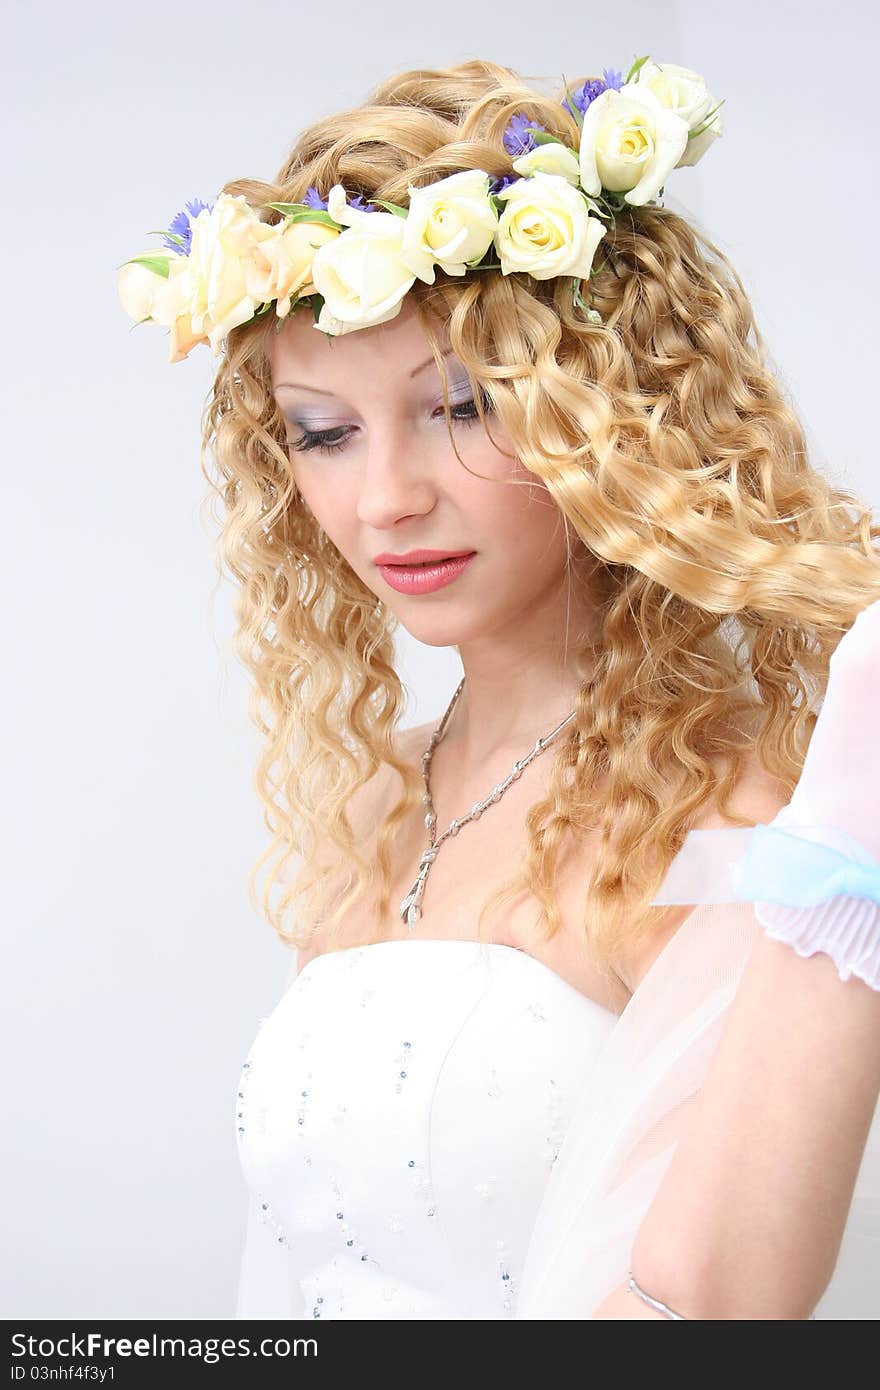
xmin=117 ymin=56 xmax=722 ymax=363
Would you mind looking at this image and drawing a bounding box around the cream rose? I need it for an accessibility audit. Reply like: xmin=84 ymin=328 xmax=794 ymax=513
xmin=634 ymin=60 xmax=723 ymax=167
xmin=243 ymin=217 xmax=340 ymax=319
xmin=145 ymin=255 xmax=211 ymax=362
xmin=494 ymin=171 xmax=607 ymax=280
xmin=117 ymin=251 xmax=210 ymax=362
xmin=511 ymin=141 xmax=581 ymax=186
xmin=578 ymin=84 xmax=690 ymax=206
xmin=309 ymin=184 xmax=417 ymax=335
xmin=399 ymin=169 xmax=498 ymax=282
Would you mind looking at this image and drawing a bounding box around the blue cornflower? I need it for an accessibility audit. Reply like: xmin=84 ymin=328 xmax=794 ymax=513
xmin=161 ymin=197 xmax=213 ymax=254
xmin=302 ymin=185 xmax=328 ymax=210
xmin=565 ymin=67 xmax=625 ymax=120
xmin=502 ymin=111 xmax=547 ymax=157
xmin=488 ymin=173 xmax=516 ymax=197
xmin=302 ymin=185 xmax=374 ymax=213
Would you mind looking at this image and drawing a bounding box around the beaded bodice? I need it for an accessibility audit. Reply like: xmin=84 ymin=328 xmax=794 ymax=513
xmin=235 ymin=938 xmax=617 ymax=1320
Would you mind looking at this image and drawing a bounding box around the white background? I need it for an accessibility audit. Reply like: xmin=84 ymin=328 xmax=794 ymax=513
xmin=3 ymin=0 xmax=877 ymax=1317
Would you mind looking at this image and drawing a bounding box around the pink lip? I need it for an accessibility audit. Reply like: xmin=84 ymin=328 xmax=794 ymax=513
xmin=377 ymin=552 xmax=477 ymax=594
xmin=373 ymin=548 xmax=474 ymax=564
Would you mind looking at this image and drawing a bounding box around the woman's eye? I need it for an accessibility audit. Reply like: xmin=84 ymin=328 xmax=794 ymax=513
xmin=442 ymin=389 xmax=493 ymax=427
xmin=286 ymin=391 xmax=492 ymax=457
xmin=287 ymin=426 xmax=349 ymax=456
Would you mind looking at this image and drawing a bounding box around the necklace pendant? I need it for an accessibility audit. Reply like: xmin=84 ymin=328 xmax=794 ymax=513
xmin=399 ymin=848 xmax=437 ymax=917
xmin=400 ymin=860 xmax=431 ymax=929
xmin=399 ymin=880 xmax=421 ymax=926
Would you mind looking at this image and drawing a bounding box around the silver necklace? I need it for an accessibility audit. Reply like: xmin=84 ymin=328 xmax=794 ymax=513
xmin=399 ymin=676 xmax=579 ymax=929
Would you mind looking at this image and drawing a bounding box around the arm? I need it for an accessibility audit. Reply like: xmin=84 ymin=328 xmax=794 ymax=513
xmin=592 ymin=926 xmax=880 ymax=1319
xmin=598 ymin=603 xmax=880 ymax=1319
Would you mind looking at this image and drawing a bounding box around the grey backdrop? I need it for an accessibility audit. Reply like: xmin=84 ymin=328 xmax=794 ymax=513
xmin=3 ymin=0 xmax=877 ymax=1318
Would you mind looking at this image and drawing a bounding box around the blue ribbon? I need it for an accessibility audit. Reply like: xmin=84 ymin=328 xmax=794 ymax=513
xmin=651 ymin=822 xmax=880 ymax=907
xmin=737 ymin=824 xmax=880 ymax=905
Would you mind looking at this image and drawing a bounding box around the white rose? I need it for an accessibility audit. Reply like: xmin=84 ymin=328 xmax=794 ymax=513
xmin=635 ymin=60 xmax=723 ymax=167
xmin=170 ymin=194 xmax=266 ymax=353
xmin=399 ymin=169 xmax=498 ymax=282
xmin=117 ymin=251 xmax=175 ymax=323
xmin=578 ymin=84 xmax=690 ymax=206
xmin=309 ymin=183 xmax=416 ymax=334
xmin=123 ymin=195 xmax=263 ymax=357
xmin=494 ymin=171 xmax=607 ymax=280
xmin=511 ymin=141 xmax=581 ymax=186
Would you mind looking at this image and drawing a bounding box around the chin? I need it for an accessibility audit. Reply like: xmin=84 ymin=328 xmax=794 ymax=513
xmin=399 ymin=611 xmax=495 ymax=648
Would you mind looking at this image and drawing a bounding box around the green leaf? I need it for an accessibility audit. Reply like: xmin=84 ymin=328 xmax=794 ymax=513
xmin=310 ymin=293 xmax=325 ymax=324
xmin=688 ymin=98 xmax=725 ymax=139
xmin=122 ymin=254 xmax=172 ymax=278
xmin=262 ymin=200 xmax=313 ymax=215
xmin=528 ymin=130 xmax=564 ymax=147
xmin=572 ymin=278 xmax=603 ymax=323
xmin=560 ymin=74 xmax=584 ymax=129
xmin=367 ymin=198 xmax=408 ymax=218
xmin=262 ymin=203 xmax=342 ymax=230
xmin=625 ymin=53 xmax=650 ymax=85
xmin=146 ymin=230 xmax=187 ymax=247
xmin=577 ymin=189 xmax=609 ymax=217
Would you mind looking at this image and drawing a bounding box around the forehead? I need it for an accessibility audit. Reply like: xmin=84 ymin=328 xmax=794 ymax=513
xmin=267 ymin=299 xmax=455 ymax=391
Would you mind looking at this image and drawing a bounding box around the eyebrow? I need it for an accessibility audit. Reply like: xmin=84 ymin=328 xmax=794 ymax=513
xmin=274 ymin=347 xmax=456 ymax=395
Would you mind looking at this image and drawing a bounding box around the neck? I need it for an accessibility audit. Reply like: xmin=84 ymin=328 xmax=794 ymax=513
xmin=440 ymin=641 xmax=597 ymax=769
xmin=427 ymin=553 xmax=605 ymax=768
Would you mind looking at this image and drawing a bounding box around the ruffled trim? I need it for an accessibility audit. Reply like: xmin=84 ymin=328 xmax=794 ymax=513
xmin=756 ymin=896 xmax=880 ymax=990
xmin=651 ymin=816 xmax=880 ymax=990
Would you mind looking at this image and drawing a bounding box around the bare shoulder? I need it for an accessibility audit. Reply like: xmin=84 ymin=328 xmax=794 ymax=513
xmin=692 ymin=746 xmax=791 ymax=831
xmin=617 ymin=748 xmax=791 ymax=995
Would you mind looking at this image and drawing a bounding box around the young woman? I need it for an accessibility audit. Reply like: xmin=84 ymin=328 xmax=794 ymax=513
xmin=119 ymin=56 xmax=880 ymax=1319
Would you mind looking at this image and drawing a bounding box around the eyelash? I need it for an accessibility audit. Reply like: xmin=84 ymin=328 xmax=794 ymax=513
xmin=286 ymin=393 xmax=492 ymax=456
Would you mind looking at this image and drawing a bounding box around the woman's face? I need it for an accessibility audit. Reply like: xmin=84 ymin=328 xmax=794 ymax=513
xmin=268 ymin=297 xmax=579 ymax=650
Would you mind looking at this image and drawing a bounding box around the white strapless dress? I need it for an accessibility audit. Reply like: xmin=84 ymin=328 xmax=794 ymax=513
xmin=236 ymin=938 xmax=616 ymax=1319
xmin=235 ymin=911 xmax=880 ymax=1320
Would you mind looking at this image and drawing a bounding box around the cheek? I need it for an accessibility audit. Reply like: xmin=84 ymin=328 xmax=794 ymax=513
xmin=295 ymin=481 xmax=371 ymax=588
xmin=467 ymin=447 xmax=567 ymax=561
xmin=294 ymin=472 xmax=353 ymax=546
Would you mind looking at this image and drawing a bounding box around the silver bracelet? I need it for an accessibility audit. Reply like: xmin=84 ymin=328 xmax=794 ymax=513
xmin=627 ymin=1270 xmax=818 ymax=1320
xmin=627 ymin=1271 xmax=686 ymax=1319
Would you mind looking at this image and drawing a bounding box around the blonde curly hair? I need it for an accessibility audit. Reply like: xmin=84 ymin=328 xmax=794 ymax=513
xmin=199 ymin=57 xmax=880 ymax=973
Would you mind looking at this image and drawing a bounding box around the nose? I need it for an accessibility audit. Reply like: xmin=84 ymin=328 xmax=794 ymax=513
xmin=354 ymin=424 xmax=438 ymax=530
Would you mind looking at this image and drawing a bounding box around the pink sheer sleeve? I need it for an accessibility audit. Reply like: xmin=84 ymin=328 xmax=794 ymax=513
xmin=516 ymin=901 xmax=880 ymax=1319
